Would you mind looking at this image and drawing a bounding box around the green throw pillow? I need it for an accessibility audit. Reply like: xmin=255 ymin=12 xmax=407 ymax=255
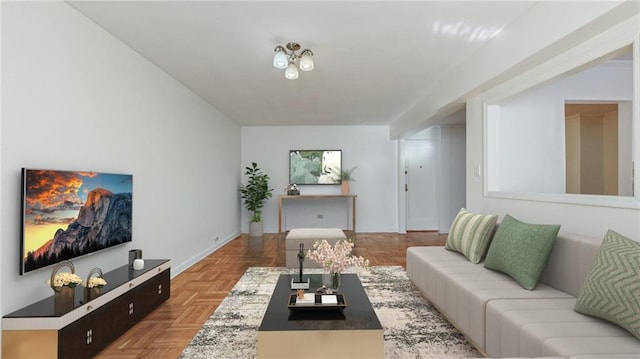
xmin=484 ymin=214 xmax=560 ymax=290
xmin=445 ymin=208 xmax=498 ymax=263
xmin=574 ymin=230 xmax=640 ymax=340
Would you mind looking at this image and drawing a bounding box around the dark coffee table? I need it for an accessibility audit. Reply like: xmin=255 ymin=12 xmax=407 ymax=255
xmin=257 ymin=273 xmax=384 ymax=359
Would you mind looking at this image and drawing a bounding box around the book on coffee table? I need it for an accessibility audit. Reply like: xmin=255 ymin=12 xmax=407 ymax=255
xmin=296 ymin=293 xmax=315 ymax=304
xmin=321 ymin=295 xmax=338 ymax=304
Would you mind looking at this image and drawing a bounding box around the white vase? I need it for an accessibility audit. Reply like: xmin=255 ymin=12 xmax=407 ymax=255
xmin=249 ymin=221 xmax=263 ymax=237
xmin=133 ymin=258 xmax=145 ymax=270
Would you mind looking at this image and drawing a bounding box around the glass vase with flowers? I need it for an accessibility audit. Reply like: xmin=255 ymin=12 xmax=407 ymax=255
xmin=306 ymin=239 xmax=369 ymax=292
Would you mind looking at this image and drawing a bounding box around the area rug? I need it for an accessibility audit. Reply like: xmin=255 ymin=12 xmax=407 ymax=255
xmin=179 ymin=266 xmax=482 ymax=359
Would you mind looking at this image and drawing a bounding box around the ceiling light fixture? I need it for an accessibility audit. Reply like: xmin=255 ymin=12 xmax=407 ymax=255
xmin=273 ymin=42 xmax=314 ymax=80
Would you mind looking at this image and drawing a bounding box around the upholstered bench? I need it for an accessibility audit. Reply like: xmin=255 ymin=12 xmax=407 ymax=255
xmin=285 ymin=228 xmax=346 ymax=268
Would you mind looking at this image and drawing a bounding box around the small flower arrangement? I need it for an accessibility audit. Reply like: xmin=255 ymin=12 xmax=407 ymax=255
xmin=48 ymin=272 xmax=82 ymax=288
xmin=84 ymin=276 xmax=107 ymax=289
xmin=306 ymin=239 xmax=369 ymax=273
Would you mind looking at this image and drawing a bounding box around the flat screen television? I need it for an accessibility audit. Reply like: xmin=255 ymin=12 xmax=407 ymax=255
xmin=289 ymin=150 xmax=342 ymax=185
xmin=20 ymin=168 xmax=133 ymax=275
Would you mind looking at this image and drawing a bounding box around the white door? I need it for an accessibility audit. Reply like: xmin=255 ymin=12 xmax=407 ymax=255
xmin=405 ymin=139 xmax=438 ymax=230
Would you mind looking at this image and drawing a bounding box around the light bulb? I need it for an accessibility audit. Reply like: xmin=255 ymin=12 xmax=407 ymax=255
xmin=285 ymin=62 xmax=299 ymax=80
xmin=299 ymin=50 xmax=314 ymax=71
xmin=273 ymin=48 xmax=288 ymax=69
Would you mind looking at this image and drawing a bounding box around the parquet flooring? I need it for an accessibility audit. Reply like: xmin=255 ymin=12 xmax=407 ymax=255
xmin=95 ymin=231 xmax=447 ymax=359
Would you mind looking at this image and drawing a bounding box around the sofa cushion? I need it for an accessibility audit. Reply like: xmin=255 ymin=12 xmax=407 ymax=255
xmin=538 ymin=232 xmax=601 ymax=297
xmin=521 ymin=321 xmax=637 ymax=357
xmin=541 ymin=337 xmax=640 ymax=357
xmin=485 ymin=298 xmax=578 ymax=357
xmin=484 ymin=214 xmax=560 ymax=290
xmin=503 ymin=309 xmax=632 ymax=357
xmin=445 ymin=208 xmax=498 ymax=263
xmin=574 ymin=229 xmax=640 ymax=340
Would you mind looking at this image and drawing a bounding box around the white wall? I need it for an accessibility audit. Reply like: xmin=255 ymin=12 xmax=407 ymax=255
xmin=1 ymin=2 xmax=241 ymax=315
xmin=438 ymin=125 xmax=466 ymax=232
xmin=467 ymin=14 xmax=640 ymax=241
xmin=241 ymin=126 xmax=398 ymax=233
xmin=488 ymin=60 xmax=633 ymax=194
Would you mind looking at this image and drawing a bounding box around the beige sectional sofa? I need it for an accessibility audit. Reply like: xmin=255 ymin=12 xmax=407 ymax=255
xmin=406 ymin=232 xmax=640 ymax=358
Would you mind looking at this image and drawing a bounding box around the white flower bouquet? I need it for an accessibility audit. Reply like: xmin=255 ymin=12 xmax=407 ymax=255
xmin=84 ymin=276 xmax=107 ymax=288
xmin=306 ymin=239 xmax=369 ymax=273
xmin=48 ymin=272 xmax=82 ymax=288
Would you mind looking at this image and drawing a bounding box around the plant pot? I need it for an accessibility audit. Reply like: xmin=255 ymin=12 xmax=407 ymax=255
xmin=84 ymin=287 xmax=103 ymax=302
xmin=341 ymin=180 xmax=350 ymax=195
xmin=54 ymin=285 xmax=75 ymax=314
xmin=249 ymin=221 xmax=263 ymax=237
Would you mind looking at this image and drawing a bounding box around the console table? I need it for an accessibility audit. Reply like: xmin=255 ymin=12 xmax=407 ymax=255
xmin=2 ymin=259 xmax=171 ymax=359
xmin=278 ymin=194 xmax=357 ymax=233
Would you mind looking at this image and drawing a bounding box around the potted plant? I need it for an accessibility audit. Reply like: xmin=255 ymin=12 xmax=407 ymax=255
xmin=239 ymin=162 xmax=273 ymax=237
xmin=340 ymin=166 xmax=357 ymax=195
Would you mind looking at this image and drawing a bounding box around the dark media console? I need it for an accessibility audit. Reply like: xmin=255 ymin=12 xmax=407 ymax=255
xmin=2 ymin=259 xmax=171 ymax=359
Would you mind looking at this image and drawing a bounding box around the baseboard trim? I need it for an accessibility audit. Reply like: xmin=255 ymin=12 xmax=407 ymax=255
xmin=171 ymin=232 xmax=241 ymax=277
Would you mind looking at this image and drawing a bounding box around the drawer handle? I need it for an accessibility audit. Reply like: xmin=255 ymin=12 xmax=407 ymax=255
xmin=87 ymin=305 xmax=93 ymax=311
xmin=129 ymin=282 xmax=134 ymax=288
xmin=158 ymin=284 xmax=162 ymax=295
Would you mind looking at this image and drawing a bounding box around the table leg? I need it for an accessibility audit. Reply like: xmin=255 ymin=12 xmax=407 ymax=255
xmin=278 ymin=197 xmax=283 ymax=233
xmin=352 ymin=196 xmax=356 ymax=232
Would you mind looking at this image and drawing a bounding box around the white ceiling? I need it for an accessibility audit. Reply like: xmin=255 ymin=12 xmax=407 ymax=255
xmin=68 ymin=1 xmax=537 ymax=128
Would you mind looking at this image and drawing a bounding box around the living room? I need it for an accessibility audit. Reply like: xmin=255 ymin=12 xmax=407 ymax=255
xmin=2 ymin=1 xmax=639 ymax=358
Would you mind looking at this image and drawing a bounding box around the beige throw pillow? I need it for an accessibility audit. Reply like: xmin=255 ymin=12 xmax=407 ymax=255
xmin=445 ymin=208 xmax=498 ymax=264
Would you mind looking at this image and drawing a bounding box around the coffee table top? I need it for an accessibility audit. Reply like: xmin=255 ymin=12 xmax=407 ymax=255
xmin=258 ymin=273 xmax=382 ymax=332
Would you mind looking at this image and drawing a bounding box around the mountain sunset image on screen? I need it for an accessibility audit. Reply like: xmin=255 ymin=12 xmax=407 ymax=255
xmin=21 ymin=169 xmax=133 ymax=274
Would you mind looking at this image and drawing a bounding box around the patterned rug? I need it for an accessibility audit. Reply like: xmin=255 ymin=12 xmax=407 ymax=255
xmin=179 ymin=266 xmax=482 ymax=359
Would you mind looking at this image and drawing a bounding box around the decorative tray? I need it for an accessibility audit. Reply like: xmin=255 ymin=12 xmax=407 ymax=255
xmin=288 ymin=293 xmax=347 ymax=311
